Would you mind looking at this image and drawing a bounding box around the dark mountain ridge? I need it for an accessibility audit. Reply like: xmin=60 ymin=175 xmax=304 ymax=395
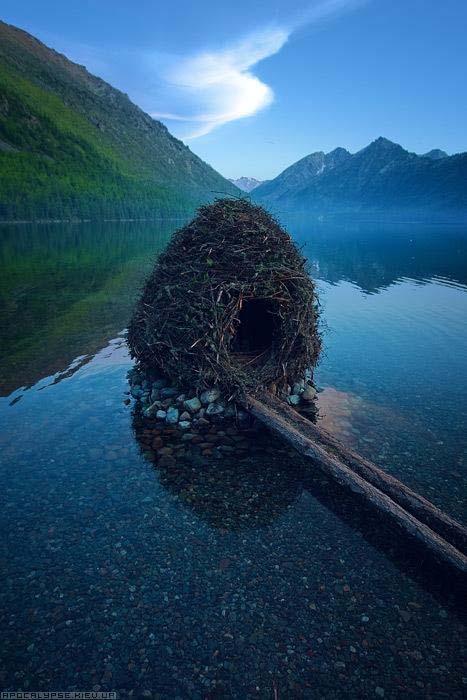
xmin=0 ymin=21 xmax=238 ymax=220
xmin=254 ymin=137 xmax=467 ymax=220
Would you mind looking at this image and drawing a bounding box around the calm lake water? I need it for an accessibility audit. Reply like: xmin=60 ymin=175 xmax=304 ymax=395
xmin=0 ymin=218 xmax=466 ymax=697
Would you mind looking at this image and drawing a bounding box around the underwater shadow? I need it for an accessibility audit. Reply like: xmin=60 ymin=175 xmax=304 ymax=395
xmin=132 ymin=410 xmax=303 ymax=531
xmin=132 ymin=409 xmax=465 ymax=611
xmin=300 ymin=461 xmax=466 ymax=613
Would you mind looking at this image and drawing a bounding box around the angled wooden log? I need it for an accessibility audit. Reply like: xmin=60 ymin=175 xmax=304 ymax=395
xmin=245 ymin=393 xmax=467 ymax=577
xmin=247 ymin=393 xmax=467 ymax=556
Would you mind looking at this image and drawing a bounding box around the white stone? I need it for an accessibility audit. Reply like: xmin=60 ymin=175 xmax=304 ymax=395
xmin=200 ymin=388 xmax=221 ymax=405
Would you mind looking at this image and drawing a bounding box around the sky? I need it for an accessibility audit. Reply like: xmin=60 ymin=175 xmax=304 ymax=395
xmin=2 ymin=0 xmax=467 ymax=180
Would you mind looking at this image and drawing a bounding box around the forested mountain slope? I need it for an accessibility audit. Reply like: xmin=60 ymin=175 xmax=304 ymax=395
xmin=0 ymin=21 xmax=238 ymax=220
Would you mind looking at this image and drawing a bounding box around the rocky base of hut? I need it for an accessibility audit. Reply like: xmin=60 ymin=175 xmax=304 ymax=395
xmin=127 ymin=366 xmax=318 ymax=464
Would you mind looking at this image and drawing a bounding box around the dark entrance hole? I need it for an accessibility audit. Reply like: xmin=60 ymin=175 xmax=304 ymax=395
xmin=232 ymin=299 xmax=277 ymax=355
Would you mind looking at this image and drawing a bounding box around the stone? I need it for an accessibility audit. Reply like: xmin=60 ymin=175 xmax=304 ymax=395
xmin=179 ymin=411 xmax=191 ymax=421
xmin=166 ymin=407 xmax=179 ymax=424
xmin=158 ymin=455 xmax=175 ymax=467
xmin=176 ymin=394 xmax=186 ymax=403
xmin=160 ymin=387 xmax=179 ymax=399
xmin=302 ymin=385 xmax=317 ymax=402
xmin=143 ymin=402 xmax=160 ymax=418
xmin=156 ymin=410 xmax=167 ymax=420
xmin=206 ymin=401 xmax=225 ymax=416
xmin=150 ymin=389 xmax=160 ymax=402
xmin=219 ymin=445 xmax=234 ymax=453
xmin=131 ymin=386 xmax=143 ymax=399
xmin=287 ymin=394 xmax=301 ymax=406
xmin=158 ymin=447 xmax=173 ymax=456
xmin=184 ymin=397 xmax=202 ymax=413
xmin=127 ymin=368 xmax=142 ymax=384
xmin=398 ymin=609 xmax=412 ymax=623
xmin=200 ymin=388 xmax=221 ymax=405
xmin=152 ymin=378 xmax=168 ymax=389
xmin=179 ymin=421 xmax=191 ymax=430
xmin=292 ymin=380 xmax=305 ymax=395
xmin=375 ymin=688 xmax=385 ymax=698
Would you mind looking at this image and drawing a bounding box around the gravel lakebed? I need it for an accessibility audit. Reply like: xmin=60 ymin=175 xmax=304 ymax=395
xmin=0 ymin=338 xmax=465 ymax=698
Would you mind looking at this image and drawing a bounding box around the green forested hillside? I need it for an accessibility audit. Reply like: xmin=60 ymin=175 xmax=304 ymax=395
xmin=0 ymin=21 xmax=238 ymax=220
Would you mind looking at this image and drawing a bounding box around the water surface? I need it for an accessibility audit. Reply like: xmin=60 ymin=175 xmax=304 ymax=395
xmin=0 ymin=219 xmax=465 ymax=697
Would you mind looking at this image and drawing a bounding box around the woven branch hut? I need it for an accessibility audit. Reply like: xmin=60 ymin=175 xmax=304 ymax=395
xmin=127 ymin=198 xmax=320 ymax=397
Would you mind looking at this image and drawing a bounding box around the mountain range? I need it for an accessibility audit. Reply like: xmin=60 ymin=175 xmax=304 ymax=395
xmin=228 ymin=176 xmax=264 ymax=192
xmin=254 ymin=138 xmax=467 ymax=219
xmin=0 ymin=21 xmax=238 ymax=221
xmin=1 ymin=22 xmax=466 ymax=222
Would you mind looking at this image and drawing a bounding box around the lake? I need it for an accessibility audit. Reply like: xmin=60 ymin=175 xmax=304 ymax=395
xmin=0 ymin=218 xmax=466 ymax=697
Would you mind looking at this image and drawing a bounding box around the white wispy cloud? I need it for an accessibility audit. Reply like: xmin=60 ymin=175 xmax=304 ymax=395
xmin=40 ymin=0 xmax=368 ymax=141
xmin=151 ymin=0 xmax=368 ymax=139
xmin=150 ymin=27 xmax=289 ymax=139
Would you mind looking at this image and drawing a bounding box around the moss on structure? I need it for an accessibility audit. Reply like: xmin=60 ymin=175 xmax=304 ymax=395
xmin=128 ymin=198 xmax=320 ymax=396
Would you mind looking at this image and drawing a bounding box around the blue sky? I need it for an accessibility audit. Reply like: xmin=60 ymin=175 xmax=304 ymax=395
xmin=2 ymin=0 xmax=466 ymax=179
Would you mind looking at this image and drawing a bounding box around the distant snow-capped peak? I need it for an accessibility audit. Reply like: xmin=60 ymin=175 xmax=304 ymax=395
xmin=229 ymin=176 xmax=264 ymax=192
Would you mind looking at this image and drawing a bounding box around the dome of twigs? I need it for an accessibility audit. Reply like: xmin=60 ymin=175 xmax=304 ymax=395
xmin=127 ymin=198 xmax=320 ymax=396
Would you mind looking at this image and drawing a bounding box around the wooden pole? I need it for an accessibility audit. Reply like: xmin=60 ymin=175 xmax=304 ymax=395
xmin=245 ymin=393 xmax=467 ymax=577
xmin=248 ymin=393 xmax=467 ymax=555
